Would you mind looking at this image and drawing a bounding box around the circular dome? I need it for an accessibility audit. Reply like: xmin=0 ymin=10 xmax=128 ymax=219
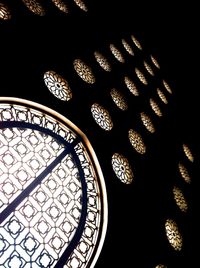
xmin=73 ymin=59 xmax=95 ymax=84
xmin=44 ymin=71 xmax=72 ymax=101
xmin=22 ymin=0 xmax=45 ymax=16
xmin=173 ymin=186 xmax=188 ymax=212
xmin=94 ymin=51 xmax=111 ymax=72
xmin=124 ymin=76 xmax=139 ymax=96
xmin=0 ymin=3 xmax=11 ymax=20
xmin=165 ymin=219 xmax=183 ymax=251
xmin=91 ymin=103 xmax=113 ymax=131
xmin=110 ymin=44 xmax=125 ymax=63
xmin=111 ymin=153 xmax=134 ymax=184
xmin=0 ymin=97 xmax=107 ymax=268
xmin=128 ymin=129 xmax=146 ymax=154
xmin=110 ymin=88 xmax=128 ymax=111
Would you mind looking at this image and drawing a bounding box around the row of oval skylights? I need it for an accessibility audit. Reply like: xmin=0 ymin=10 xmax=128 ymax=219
xmin=0 ymin=0 xmax=87 ymax=19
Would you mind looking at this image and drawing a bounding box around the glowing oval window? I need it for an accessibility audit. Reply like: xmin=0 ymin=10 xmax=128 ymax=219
xmin=110 ymin=88 xmax=128 ymax=111
xmin=140 ymin=112 xmax=155 ymax=133
xmin=135 ymin=68 xmax=148 ymax=85
xmin=144 ymin=61 xmax=154 ymax=76
xmin=0 ymin=3 xmax=11 ymax=20
xmin=178 ymin=162 xmax=191 ymax=184
xmin=121 ymin=39 xmax=134 ymax=56
xmin=150 ymin=55 xmax=160 ymax=69
xmin=128 ymin=129 xmax=146 ymax=154
xmin=183 ymin=144 xmax=194 ymax=162
xmin=91 ymin=103 xmax=113 ymax=131
xmin=51 ymin=0 xmax=68 ymax=13
xmin=157 ymin=88 xmax=168 ymax=104
xmin=110 ymin=44 xmax=125 ymax=63
xmin=22 ymin=0 xmax=45 ymax=16
xmin=165 ymin=219 xmax=183 ymax=251
xmin=0 ymin=97 xmax=107 ymax=268
xmin=149 ymin=98 xmax=162 ymax=117
xmin=173 ymin=186 xmax=188 ymax=212
xmin=124 ymin=76 xmax=139 ymax=96
xmin=111 ymin=153 xmax=134 ymax=184
xmin=131 ymin=35 xmax=142 ymax=50
xmin=44 ymin=71 xmax=72 ymax=101
xmin=94 ymin=51 xmax=111 ymax=72
xmin=73 ymin=0 xmax=88 ymax=12
xmin=73 ymin=59 xmax=95 ymax=84
xmin=163 ymin=80 xmax=172 ymax=94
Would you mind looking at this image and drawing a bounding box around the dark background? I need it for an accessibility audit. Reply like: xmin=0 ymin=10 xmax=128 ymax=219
xmin=0 ymin=0 xmax=199 ymax=267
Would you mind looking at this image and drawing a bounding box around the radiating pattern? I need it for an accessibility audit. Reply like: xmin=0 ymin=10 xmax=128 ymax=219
xmin=163 ymin=80 xmax=172 ymax=94
xmin=110 ymin=88 xmax=128 ymax=111
xmin=173 ymin=186 xmax=188 ymax=212
xmin=183 ymin=144 xmax=194 ymax=162
xmin=122 ymin=39 xmax=134 ymax=56
xmin=165 ymin=219 xmax=183 ymax=251
xmin=0 ymin=99 xmax=107 ymax=268
xmin=91 ymin=103 xmax=113 ymax=131
xmin=94 ymin=51 xmax=111 ymax=72
xmin=140 ymin=112 xmax=155 ymax=133
xmin=44 ymin=71 xmax=72 ymax=101
xmin=110 ymin=44 xmax=125 ymax=63
xmin=0 ymin=3 xmax=11 ymax=20
xmin=149 ymin=98 xmax=162 ymax=117
xmin=131 ymin=35 xmax=142 ymax=50
xmin=124 ymin=76 xmax=139 ymax=96
xmin=150 ymin=55 xmax=160 ymax=69
xmin=157 ymin=88 xmax=168 ymax=104
xmin=73 ymin=0 xmax=88 ymax=12
xmin=22 ymin=0 xmax=45 ymax=16
xmin=111 ymin=153 xmax=134 ymax=184
xmin=51 ymin=0 xmax=68 ymax=13
xmin=73 ymin=59 xmax=95 ymax=84
xmin=144 ymin=61 xmax=154 ymax=76
xmin=135 ymin=68 xmax=148 ymax=85
xmin=128 ymin=129 xmax=146 ymax=154
xmin=178 ymin=163 xmax=191 ymax=184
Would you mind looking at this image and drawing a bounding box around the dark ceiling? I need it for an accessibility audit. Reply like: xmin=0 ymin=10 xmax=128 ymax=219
xmin=0 ymin=0 xmax=199 ymax=267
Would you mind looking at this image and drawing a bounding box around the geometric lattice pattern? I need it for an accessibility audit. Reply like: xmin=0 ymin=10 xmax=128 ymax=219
xmin=124 ymin=76 xmax=139 ymax=96
xmin=51 ymin=0 xmax=68 ymax=13
xmin=122 ymin=39 xmax=134 ymax=56
xmin=128 ymin=129 xmax=146 ymax=154
xmin=73 ymin=0 xmax=88 ymax=12
xmin=21 ymin=0 xmax=45 ymax=16
xmin=91 ymin=103 xmax=113 ymax=131
xmin=182 ymin=144 xmax=194 ymax=163
xmin=0 ymin=3 xmax=11 ymax=20
xmin=149 ymin=98 xmax=162 ymax=117
xmin=173 ymin=186 xmax=188 ymax=213
xmin=73 ymin=59 xmax=95 ymax=84
xmin=110 ymin=88 xmax=128 ymax=111
xmin=110 ymin=44 xmax=125 ymax=63
xmin=111 ymin=153 xmax=134 ymax=184
xmin=44 ymin=71 xmax=72 ymax=101
xmin=140 ymin=112 xmax=155 ymax=133
xmin=165 ymin=219 xmax=183 ymax=251
xmin=94 ymin=51 xmax=111 ymax=72
xmin=0 ymin=99 xmax=107 ymax=268
xmin=135 ymin=68 xmax=148 ymax=85
xmin=178 ymin=163 xmax=191 ymax=184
